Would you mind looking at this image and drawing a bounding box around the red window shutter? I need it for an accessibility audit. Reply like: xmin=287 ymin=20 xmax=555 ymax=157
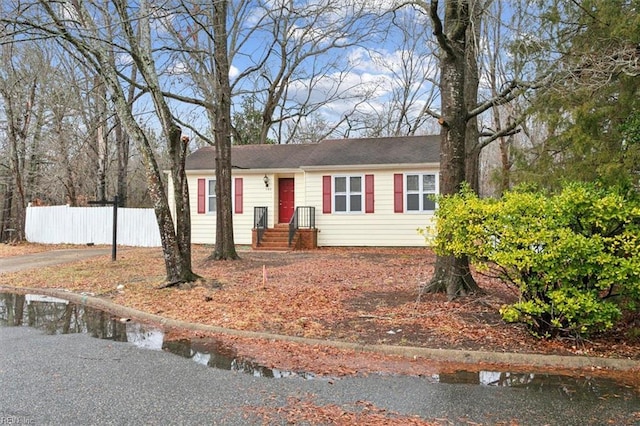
xmin=393 ymin=174 xmax=403 ymax=213
xmin=234 ymin=178 xmax=243 ymax=214
xmin=322 ymin=175 xmax=332 ymax=213
xmin=365 ymin=174 xmax=374 ymax=213
xmin=197 ymin=178 xmax=206 ymax=214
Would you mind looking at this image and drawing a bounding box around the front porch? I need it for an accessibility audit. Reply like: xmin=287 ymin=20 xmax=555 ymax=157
xmin=252 ymin=206 xmax=318 ymax=251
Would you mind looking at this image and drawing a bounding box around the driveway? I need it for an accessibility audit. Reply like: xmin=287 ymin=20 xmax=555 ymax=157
xmin=0 ymin=248 xmax=111 ymax=274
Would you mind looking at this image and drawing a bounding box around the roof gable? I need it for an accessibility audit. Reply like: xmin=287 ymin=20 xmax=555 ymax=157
xmin=185 ymin=135 xmax=440 ymax=171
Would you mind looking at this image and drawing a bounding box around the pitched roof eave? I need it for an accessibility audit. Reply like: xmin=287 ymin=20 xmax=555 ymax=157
xmin=186 ymin=167 xmax=303 ymax=175
xmin=184 ymin=135 xmax=440 ymax=170
xmin=300 ymin=163 xmax=440 ymax=172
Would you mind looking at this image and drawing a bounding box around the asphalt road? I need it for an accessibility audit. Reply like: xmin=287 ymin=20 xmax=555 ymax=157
xmin=1 ymin=326 xmax=638 ymax=425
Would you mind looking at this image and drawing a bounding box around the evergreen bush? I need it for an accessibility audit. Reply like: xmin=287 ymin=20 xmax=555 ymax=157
xmin=431 ymin=182 xmax=640 ymax=338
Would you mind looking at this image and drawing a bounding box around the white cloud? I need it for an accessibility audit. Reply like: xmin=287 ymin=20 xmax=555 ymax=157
xmin=229 ymin=65 xmax=240 ymax=79
xmin=167 ymin=61 xmax=188 ymax=75
xmin=116 ymin=53 xmax=134 ymax=67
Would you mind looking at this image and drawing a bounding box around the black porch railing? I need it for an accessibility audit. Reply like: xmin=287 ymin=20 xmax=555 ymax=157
xmin=288 ymin=206 xmax=315 ymax=247
xmin=253 ymin=206 xmax=268 ymax=246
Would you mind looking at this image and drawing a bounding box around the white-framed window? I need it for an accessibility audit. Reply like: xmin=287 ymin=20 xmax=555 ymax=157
xmin=334 ymin=175 xmax=362 ymax=213
xmin=207 ymin=179 xmax=216 ymax=213
xmin=406 ymin=173 xmax=437 ymax=212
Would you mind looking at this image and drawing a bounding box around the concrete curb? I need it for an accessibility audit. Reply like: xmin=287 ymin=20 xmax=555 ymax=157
xmin=3 ymin=285 xmax=639 ymax=372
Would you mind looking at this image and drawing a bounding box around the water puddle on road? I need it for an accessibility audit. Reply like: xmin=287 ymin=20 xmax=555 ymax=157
xmin=1 ymin=292 xmax=638 ymax=400
xmin=0 ymin=292 xmax=314 ymax=379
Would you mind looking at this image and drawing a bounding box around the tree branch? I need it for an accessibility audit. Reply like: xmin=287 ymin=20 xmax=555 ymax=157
xmin=174 ymin=116 xmax=214 ymax=146
xmin=429 ymin=0 xmax=455 ymax=57
xmin=467 ymin=80 xmax=519 ymax=118
xmin=478 ymin=124 xmax=521 ymax=150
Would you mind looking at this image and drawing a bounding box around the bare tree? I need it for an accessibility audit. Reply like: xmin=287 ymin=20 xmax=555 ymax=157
xmin=286 ymin=112 xmax=334 ymax=144
xmin=92 ymin=76 xmax=109 ymax=203
xmin=47 ymin=76 xmax=81 ymax=206
xmin=389 ymin=0 xmax=533 ymax=298
xmin=0 ymin=33 xmax=109 ymax=225
xmin=460 ymin=1 xmax=533 ymax=195
xmin=245 ymin=0 xmax=385 ymax=143
xmin=64 ymin=59 xmax=119 ymax=206
xmin=165 ymin=0 xmax=384 ymax=144
xmin=0 ymin=36 xmax=43 ymax=241
xmin=5 ymin=0 xmax=199 ymax=284
xmin=112 ymin=0 xmax=200 ymax=281
xmin=40 ymin=47 xmax=134 ymax=208
xmin=478 ymin=0 xmax=529 ymax=196
xmin=154 ymin=0 xmax=240 ymax=260
xmin=357 ymin=11 xmax=441 ymax=137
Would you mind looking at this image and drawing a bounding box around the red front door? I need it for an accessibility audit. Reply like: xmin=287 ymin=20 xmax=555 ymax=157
xmin=278 ymin=178 xmax=295 ymax=223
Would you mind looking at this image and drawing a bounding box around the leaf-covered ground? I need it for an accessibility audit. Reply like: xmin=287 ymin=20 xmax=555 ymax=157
xmin=2 ymin=243 xmax=639 ymax=370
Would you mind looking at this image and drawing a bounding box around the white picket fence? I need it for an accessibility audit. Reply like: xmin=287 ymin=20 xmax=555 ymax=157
xmin=25 ymin=205 xmax=162 ymax=247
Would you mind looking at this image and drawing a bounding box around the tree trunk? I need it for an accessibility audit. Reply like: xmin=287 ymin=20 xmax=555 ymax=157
xmin=115 ymin=64 xmax=137 ymax=207
xmin=135 ymin=123 xmax=198 ymax=285
xmin=0 ymin=184 xmax=14 ymax=243
xmin=53 ymin=109 xmax=78 ymax=206
xmin=463 ymin=0 xmax=482 ymax=195
xmin=166 ymin=126 xmax=197 ymax=282
xmin=428 ymin=254 xmax=479 ymax=299
xmin=10 ymin=165 xmax=26 ymax=242
xmin=94 ymin=77 xmax=108 ymax=202
xmin=26 ymin=106 xmax=44 ymax=204
xmin=426 ymin=0 xmax=481 ymax=299
xmin=114 ymin=116 xmax=129 ymax=207
xmin=498 ymin=134 xmax=512 ymax=196
xmin=112 ymin=0 xmax=199 ymax=284
xmin=8 ymin=121 xmax=27 ymax=242
xmin=1 ymin=78 xmax=33 ymax=242
xmin=211 ymin=0 xmax=239 ymax=260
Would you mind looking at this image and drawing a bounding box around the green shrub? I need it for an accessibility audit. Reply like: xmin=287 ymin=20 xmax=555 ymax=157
xmin=430 ymin=182 xmax=640 ymax=338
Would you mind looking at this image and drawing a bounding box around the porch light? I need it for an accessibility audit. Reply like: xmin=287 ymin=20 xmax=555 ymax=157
xmin=263 ymin=174 xmax=270 ymax=188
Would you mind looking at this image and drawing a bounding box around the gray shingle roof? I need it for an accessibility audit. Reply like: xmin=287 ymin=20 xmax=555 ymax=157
xmin=185 ymin=135 xmax=440 ymax=170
